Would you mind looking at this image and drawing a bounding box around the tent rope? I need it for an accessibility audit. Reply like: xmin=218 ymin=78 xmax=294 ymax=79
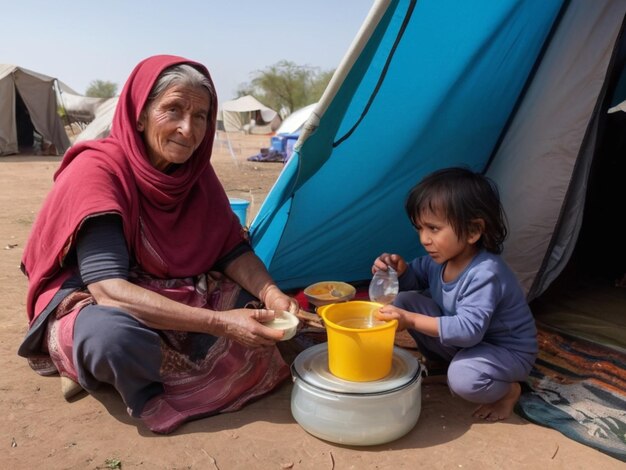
xmin=333 ymin=0 xmax=417 ymax=148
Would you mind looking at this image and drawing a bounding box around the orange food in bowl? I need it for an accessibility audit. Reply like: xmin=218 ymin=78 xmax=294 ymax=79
xmin=303 ymin=281 xmax=356 ymax=307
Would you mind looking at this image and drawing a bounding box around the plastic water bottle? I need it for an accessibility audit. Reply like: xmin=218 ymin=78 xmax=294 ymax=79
xmin=368 ymin=267 xmax=399 ymax=304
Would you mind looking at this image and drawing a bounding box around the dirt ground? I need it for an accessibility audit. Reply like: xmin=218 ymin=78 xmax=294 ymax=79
xmin=1 ymin=133 xmax=622 ymax=469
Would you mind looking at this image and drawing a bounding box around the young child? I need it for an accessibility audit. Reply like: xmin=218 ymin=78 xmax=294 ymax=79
xmin=373 ymin=167 xmax=537 ymax=421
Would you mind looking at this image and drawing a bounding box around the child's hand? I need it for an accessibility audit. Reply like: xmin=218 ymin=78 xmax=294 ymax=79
xmin=379 ymin=305 xmax=439 ymax=337
xmin=376 ymin=304 xmax=411 ymax=331
xmin=372 ymin=253 xmax=407 ymax=277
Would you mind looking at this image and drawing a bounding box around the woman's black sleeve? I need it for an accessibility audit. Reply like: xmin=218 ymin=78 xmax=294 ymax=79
xmin=76 ymin=214 xmax=130 ymax=285
xmin=212 ymin=241 xmax=253 ymax=272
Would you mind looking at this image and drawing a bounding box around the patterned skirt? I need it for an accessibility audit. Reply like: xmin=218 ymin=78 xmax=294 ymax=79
xmin=30 ymin=272 xmax=290 ymax=434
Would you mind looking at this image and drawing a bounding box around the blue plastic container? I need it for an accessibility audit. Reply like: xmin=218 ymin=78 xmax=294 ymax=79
xmin=270 ymin=136 xmax=286 ymax=152
xmin=229 ymin=198 xmax=250 ymax=225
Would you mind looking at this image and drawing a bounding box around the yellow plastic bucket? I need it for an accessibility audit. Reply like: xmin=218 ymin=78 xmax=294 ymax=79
xmin=319 ymin=301 xmax=398 ymax=382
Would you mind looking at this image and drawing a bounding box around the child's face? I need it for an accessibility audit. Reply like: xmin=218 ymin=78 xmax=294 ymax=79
xmin=414 ymin=209 xmax=478 ymax=267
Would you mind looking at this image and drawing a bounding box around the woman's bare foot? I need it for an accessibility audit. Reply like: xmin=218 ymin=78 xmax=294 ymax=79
xmin=472 ymin=382 xmax=521 ymax=421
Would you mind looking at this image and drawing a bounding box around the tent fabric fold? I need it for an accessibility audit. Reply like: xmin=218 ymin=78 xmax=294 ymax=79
xmin=486 ymin=0 xmax=626 ymax=298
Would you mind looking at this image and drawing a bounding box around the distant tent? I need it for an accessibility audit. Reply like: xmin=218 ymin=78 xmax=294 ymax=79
xmin=73 ymin=97 xmax=118 ymax=144
xmin=275 ymin=103 xmax=317 ymax=135
xmin=0 ymin=64 xmax=71 ymax=156
xmin=220 ymin=95 xmax=281 ymax=134
xmin=59 ymin=92 xmax=108 ymax=124
xmin=248 ymin=103 xmax=318 ymax=163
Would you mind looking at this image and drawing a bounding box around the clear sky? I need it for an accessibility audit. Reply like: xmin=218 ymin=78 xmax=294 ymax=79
xmin=2 ymin=0 xmax=374 ymax=102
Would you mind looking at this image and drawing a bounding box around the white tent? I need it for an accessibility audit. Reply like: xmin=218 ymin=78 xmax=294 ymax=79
xmin=0 ymin=64 xmax=71 ymax=156
xmin=220 ymin=95 xmax=281 ymax=134
xmin=275 ymin=103 xmax=317 ymax=135
xmin=59 ymin=92 xmax=108 ymax=124
xmin=73 ymin=97 xmax=119 ymax=144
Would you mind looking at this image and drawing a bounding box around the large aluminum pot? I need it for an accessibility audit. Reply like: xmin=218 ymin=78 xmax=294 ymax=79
xmin=290 ymin=343 xmax=422 ymax=446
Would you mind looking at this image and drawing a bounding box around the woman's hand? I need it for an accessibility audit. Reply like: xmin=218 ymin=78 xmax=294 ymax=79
xmin=86 ymin=278 xmax=293 ymax=347
xmin=260 ymin=284 xmax=299 ymax=315
xmin=222 ymin=251 xmax=300 ymax=315
xmin=372 ymin=253 xmax=407 ymax=276
xmin=212 ymin=307 xmax=285 ymax=347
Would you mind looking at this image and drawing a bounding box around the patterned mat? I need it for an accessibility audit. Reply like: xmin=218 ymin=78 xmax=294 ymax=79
xmin=516 ymin=327 xmax=626 ymax=461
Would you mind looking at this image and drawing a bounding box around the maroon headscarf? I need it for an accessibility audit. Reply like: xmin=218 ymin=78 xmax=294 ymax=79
xmin=22 ymin=55 xmax=244 ymax=323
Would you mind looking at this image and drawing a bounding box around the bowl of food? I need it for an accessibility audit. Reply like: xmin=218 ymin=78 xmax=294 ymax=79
xmin=303 ymin=281 xmax=356 ymax=307
xmin=263 ymin=311 xmax=300 ymax=341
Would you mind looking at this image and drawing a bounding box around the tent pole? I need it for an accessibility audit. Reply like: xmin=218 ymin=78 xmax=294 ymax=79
xmin=54 ymin=79 xmax=74 ymax=136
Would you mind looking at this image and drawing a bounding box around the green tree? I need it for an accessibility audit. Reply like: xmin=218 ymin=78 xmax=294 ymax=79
xmin=237 ymin=60 xmax=333 ymax=115
xmin=85 ymin=80 xmax=118 ymax=98
xmin=308 ymin=69 xmax=334 ymax=103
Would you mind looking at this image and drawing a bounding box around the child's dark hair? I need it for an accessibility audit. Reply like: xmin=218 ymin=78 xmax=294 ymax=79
xmin=405 ymin=167 xmax=508 ymax=254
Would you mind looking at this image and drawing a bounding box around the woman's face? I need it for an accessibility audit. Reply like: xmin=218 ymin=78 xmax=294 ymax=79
xmin=137 ymin=84 xmax=211 ymax=171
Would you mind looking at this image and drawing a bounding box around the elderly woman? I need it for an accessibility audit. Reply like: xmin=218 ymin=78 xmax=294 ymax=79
xmin=18 ymin=55 xmax=299 ymax=434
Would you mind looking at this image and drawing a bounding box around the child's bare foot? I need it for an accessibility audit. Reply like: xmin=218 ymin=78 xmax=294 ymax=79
xmin=472 ymin=382 xmax=521 ymax=421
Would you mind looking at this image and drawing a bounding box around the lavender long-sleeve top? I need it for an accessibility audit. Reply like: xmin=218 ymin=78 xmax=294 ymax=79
xmin=399 ymin=250 xmax=538 ymax=355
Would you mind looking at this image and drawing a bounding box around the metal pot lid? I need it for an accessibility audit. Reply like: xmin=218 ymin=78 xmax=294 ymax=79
xmin=292 ymin=343 xmax=421 ymax=394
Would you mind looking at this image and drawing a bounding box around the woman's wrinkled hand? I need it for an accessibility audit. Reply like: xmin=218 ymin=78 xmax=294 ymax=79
xmin=213 ymin=308 xmax=285 ymax=348
xmin=260 ymin=284 xmax=299 ymax=315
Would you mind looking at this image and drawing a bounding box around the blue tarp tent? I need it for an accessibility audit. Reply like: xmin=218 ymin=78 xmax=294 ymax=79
xmin=249 ymin=0 xmax=626 ymax=299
